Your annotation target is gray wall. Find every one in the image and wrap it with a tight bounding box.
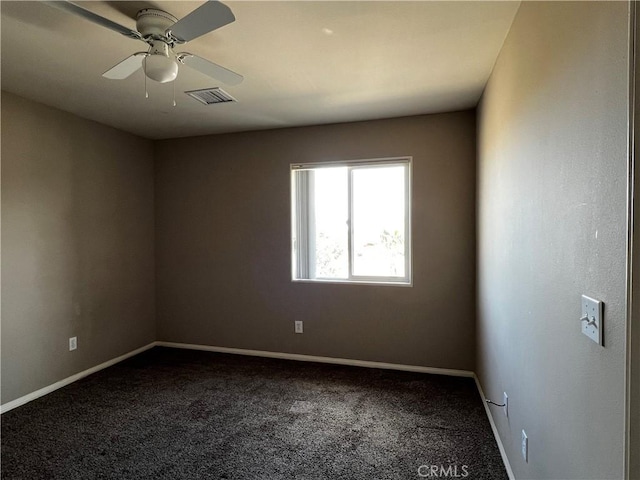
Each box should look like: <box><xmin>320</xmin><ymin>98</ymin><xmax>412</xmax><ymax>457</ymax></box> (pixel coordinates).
<box><xmin>1</xmin><ymin>92</ymin><xmax>156</xmax><ymax>404</ymax></box>
<box><xmin>155</xmin><ymin>112</ymin><xmax>477</xmax><ymax>370</ymax></box>
<box><xmin>477</xmin><ymin>2</ymin><xmax>629</xmax><ymax>479</ymax></box>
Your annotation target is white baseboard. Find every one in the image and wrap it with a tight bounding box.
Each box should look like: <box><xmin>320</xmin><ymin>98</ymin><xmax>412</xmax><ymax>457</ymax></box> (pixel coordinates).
<box><xmin>473</xmin><ymin>374</ymin><xmax>515</xmax><ymax>480</ymax></box>
<box><xmin>0</xmin><ymin>342</ymin><xmax>156</xmax><ymax>414</ymax></box>
<box><xmin>1</xmin><ymin>341</ymin><xmax>473</xmax><ymax>415</ymax></box>
<box><xmin>155</xmin><ymin>341</ymin><xmax>475</xmax><ymax>377</ymax></box>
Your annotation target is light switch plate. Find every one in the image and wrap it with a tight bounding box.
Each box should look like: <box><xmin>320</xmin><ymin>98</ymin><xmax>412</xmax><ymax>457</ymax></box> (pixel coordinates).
<box><xmin>581</xmin><ymin>295</ymin><xmax>603</xmax><ymax>345</ymax></box>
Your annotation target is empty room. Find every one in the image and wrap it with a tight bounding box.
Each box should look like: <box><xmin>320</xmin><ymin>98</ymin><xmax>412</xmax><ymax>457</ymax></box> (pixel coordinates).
<box><xmin>1</xmin><ymin>1</ymin><xmax>639</xmax><ymax>479</ymax></box>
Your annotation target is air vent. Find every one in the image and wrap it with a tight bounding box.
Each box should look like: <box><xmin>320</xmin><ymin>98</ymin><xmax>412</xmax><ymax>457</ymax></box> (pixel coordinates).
<box><xmin>185</xmin><ymin>88</ymin><xmax>236</xmax><ymax>105</ymax></box>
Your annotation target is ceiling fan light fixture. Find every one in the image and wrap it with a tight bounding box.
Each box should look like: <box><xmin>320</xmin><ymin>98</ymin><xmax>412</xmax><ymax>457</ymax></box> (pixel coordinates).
<box><xmin>143</xmin><ymin>41</ymin><xmax>178</xmax><ymax>83</ymax></box>
<box><xmin>144</xmin><ymin>54</ymin><xmax>178</xmax><ymax>83</ymax></box>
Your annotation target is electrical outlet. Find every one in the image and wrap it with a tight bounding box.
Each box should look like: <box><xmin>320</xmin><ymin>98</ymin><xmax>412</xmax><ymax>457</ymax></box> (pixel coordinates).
<box><xmin>69</xmin><ymin>336</ymin><xmax>77</xmax><ymax>351</ymax></box>
<box><xmin>521</xmin><ymin>430</ymin><xmax>528</xmax><ymax>462</ymax></box>
<box><xmin>503</xmin><ymin>392</ymin><xmax>509</xmax><ymax>417</ymax></box>
<box><xmin>294</xmin><ymin>321</ymin><xmax>303</xmax><ymax>334</ymax></box>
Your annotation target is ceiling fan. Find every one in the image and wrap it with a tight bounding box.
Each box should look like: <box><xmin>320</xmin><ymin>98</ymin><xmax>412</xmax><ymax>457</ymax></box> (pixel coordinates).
<box><xmin>45</xmin><ymin>0</ymin><xmax>243</xmax><ymax>86</ymax></box>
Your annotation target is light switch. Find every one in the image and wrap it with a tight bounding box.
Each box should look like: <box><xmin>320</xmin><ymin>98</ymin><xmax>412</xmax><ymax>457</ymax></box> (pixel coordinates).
<box><xmin>581</xmin><ymin>295</ymin><xmax>603</xmax><ymax>345</ymax></box>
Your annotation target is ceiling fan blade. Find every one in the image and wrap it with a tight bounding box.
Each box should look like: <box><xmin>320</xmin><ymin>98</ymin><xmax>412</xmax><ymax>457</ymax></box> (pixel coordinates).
<box><xmin>44</xmin><ymin>1</ymin><xmax>142</xmax><ymax>40</ymax></box>
<box><xmin>103</xmin><ymin>53</ymin><xmax>147</xmax><ymax>80</ymax></box>
<box><xmin>169</xmin><ymin>1</ymin><xmax>235</xmax><ymax>43</ymax></box>
<box><xmin>180</xmin><ymin>54</ymin><xmax>243</xmax><ymax>86</ymax></box>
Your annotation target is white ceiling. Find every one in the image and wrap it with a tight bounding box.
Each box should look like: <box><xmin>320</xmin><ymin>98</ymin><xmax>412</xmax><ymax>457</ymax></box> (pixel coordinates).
<box><xmin>1</xmin><ymin>1</ymin><xmax>520</xmax><ymax>140</ymax></box>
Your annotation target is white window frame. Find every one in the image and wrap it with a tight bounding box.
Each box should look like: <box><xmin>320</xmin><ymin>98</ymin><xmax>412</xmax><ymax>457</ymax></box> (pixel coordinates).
<box><xmin>291</xmin><ymin>157</ymin><xmax>412</xmax><ymax>286</ymax></box>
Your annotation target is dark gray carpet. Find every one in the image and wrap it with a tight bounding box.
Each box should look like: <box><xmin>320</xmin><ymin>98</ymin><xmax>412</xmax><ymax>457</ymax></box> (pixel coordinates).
<box><xmin>1</xmin><ymin>347</ymin><xmax>507</xmax><ymax>479</ymax></box>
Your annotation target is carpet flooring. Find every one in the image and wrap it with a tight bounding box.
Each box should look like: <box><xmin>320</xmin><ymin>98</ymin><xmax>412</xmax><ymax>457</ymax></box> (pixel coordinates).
<box><xmin>1</xmin><ymin>347</ymin><xmax>507</xmax><ymax>479</ymax></box>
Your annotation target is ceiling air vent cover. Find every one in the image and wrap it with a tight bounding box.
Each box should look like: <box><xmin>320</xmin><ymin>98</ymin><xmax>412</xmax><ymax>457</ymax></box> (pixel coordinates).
<box><xmin>185</xmin><ymin>88</ymin><xmax>236</xmax><ymax>105</ymax></box>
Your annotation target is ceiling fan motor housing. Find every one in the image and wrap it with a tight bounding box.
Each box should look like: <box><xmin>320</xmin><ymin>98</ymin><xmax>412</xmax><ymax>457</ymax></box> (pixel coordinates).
<box><xmin>136</xmin><ymin>9</ymin><xmax>178</xmax><ymax>39</ymax></box>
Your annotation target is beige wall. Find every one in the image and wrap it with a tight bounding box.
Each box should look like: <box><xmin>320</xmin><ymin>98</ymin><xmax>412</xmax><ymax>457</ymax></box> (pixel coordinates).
<box><xmin>1</xmin><ymin>92</ymin><xmax>156</xmax><ymax>404</ymax></box>
<box><xmin>155</xmin><ymin>112</ymin><xmax>477</xmax><ymax>369</ymax></box>
<box><xmin>477</xmin><ymin>2</ymin><xmax>629</xmax><ymax>479</ymax></box>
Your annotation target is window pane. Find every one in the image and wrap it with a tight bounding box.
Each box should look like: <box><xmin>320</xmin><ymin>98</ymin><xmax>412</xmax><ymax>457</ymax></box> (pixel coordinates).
<box><xmin>352</xmin><ymin>166</ymin><xmax>405</xmax><ymax>277</ymax></box>
<box><xmin>312</xmin><ymin>167</ymin><xmax>348</xmax><ymax>278</ymax></box>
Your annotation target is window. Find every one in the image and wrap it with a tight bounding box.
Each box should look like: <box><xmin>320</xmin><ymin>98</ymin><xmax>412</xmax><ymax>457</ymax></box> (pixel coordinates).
<box><xmin>291</xmin><ymin>157</ymin><xmax>411</xmax><ymax>285</ymax></box>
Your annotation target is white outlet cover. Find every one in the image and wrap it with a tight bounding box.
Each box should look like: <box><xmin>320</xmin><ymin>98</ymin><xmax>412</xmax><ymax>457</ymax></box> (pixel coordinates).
<box><xmin>581</xmin><ymin>295</ymin><xmax>603</xmax><ymax>345</ymax></box>
<box><xmin>503</xmin><ymin>392</ymin><xmax>508</xmax><ymax>417</ymax></box>
<box><xmin>69</xmin><ymin>336</ymin><xmax>77</xmax><ymax>351</ymax></box>
<box><xmin>521</xmin><ymin>430</ymin><xmax>528</xmax><ymax>462</ymax></box>
<box><xmin>294</xmin><ymin>321</ymin><xmax>303</xmax><ymax>334</ymax></box>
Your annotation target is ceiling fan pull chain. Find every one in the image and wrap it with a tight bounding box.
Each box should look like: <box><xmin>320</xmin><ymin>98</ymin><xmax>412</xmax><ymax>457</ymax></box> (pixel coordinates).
<box><xmin>173</xmin><ymin>80</ymin><xmax>177</xmax><ymax>107</ymax></box>
<box><xmin>144</xmin><ymin>57</ymin><xmax>149</xmax><ymax>99</ymax></box>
